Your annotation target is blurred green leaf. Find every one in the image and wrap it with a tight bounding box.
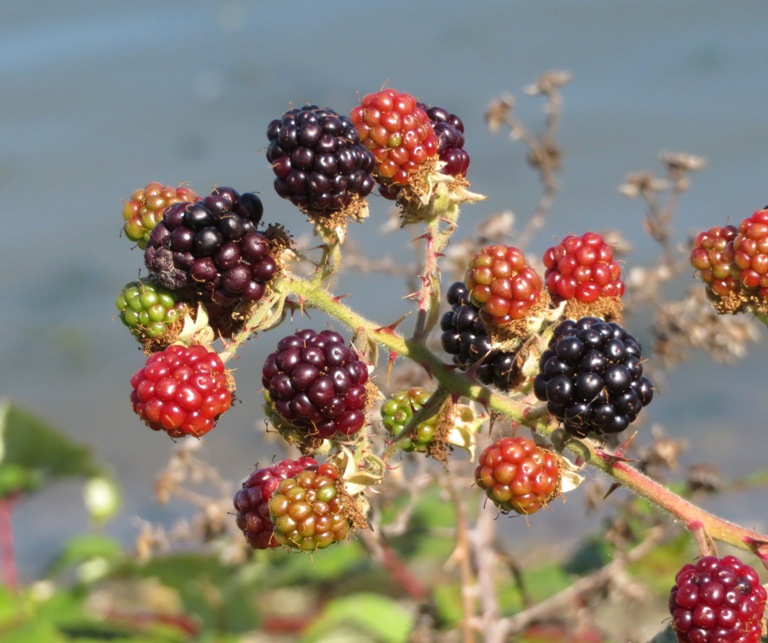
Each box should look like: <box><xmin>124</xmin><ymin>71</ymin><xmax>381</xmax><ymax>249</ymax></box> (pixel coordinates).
<box><xmin>0</xmin><ymin>619</ymin><xmax>68</xmax><ymax>643</ymax></box>
<box><xmin>563</xmin><ymin>536</ymin><xmax>610</xmax><ymax>576</ymax></box>
<box><xmin>300</xmin><ymin>593</ymin><xmax>413</xmax><ymax>643</ymax></box>
<box><xmin>646</xmin><ymin>623</ymin><xmax>679</xmax><ymax>643</ymax></box>
<box><xmin>47</xmin><ymin>534</ymin><xmax>125</xmax><ymax>578</ymax></box>
<box><xmin>0</xmin><ymin>399</ymin><xmax>106</xmax><ymax>497</ymax></box>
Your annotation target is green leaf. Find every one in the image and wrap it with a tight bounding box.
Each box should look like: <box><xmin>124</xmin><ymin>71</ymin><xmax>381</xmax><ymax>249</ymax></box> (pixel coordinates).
<box><xmin>0</xmin><ymin>400</ymin><xmax>105</xmax><ymax>496</ymax></box>
<box><xmin>645</xmin><ymin>623</ymin><xmax>679</xmax><ymax>643</ymax></box>
<box><xmin>47</xmin><ymin>534</ymin><xmax>125</xmax><ymax>578</ymax></box>
<box><xmin>300</xmin><ymin>593</ymin><xmax>413</xmax><ymax>643</ymax></box>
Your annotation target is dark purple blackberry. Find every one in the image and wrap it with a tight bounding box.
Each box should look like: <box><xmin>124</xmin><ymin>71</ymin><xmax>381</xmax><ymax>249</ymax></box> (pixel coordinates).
<box><xmin>266</xmin><ymin>105</ymin><xmax>376</xmax><ymax>216</ymax></box>
<box><xmin>261</xmin><ymin>329</ymin><xmax>370</xmax><ymax>439</ymax></box>
<box><xmin>144</xmin><ymin>187</ymin><xmax>276</xmax><ymax>306</ymax></box>
<box><xmin>440</xmin><ymin>282</ymin><xmax>519</xmax><ymax>390</ymax></box>
<box><xmin>418</xmin><ymin>102</ymin><xmax>470</xmax><ymax>178</ymax></box>
<box><xmin>533</xmin><ymin>317</ymin><xmax>654</xmax><ymax>438</ymax></box>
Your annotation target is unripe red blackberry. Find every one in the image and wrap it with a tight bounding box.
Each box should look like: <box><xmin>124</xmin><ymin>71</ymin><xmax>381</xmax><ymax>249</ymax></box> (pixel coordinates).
<box><xmin>144</xmin><ymin>187</ymin><xmax>277</xmax><ymax>306</ymax></box>
<box><xmin>130</xmin><ymin>344</ymin><xmax>233</xmax><ymax>438</ymax></box>
<box><xmin>465</xmin><ymin>244</ymin><xmax>544</xmax><ymax>326</ymax></box>
<box><xmin>732</xmin><ymin>208</ymin><xmax>768</xmax><ymax>303</ymax></box>
<box><xmin>440</xmin><ymin>282</ymin><xmax>521</xmax><ymax>390</ymax></box>
<box><xmin>669</xmin><ymin>554</ymin><xmax>767</xmax><ymax>642</ymax></box>
<box><xmin>266</xmin><ymin>105</ymin><xmax>375</xmax><ymax>217</ymax></box>
<box><xmin>234</xmin><ymin>457</ymin><xmax>317</xmax><ymax>550</ymax></box>
<box><xmin>116</xmin><ymin>278</ymin><xmax>187</xmax><ymax>342</ymax></box>
<box><xmin>690</xmin><ymin>224</ymin><xmax>740</xmax><ymax>309</ymax></box>
<box><xmin>475</xmin><ymin>436</ymin><xmax>561</xmax><ymax>515</ymax></box>
<box><xmin>122</xmin><ymin>182</ymin><xmax>199</xmax><ymax>249</ymax></box>
<box><xmin>350</xmin><ymin>89</ymin><xmax>439</xmax><ymax>191</ymax></box>
<box><xmin>268</xmin><ymin>462</ymin><xmax>352</xmax><ymax>551</ymax></box>
<box><xmin>543</xmin><ymin>232</ymin><xmax>624</xmax><ymax>305</ymax></box>
<box><xmin>533</xmin><ymin>317</ymin><xmax>654</xmax><ymax>438</ymax></box>
<box><xmin>262</xmin><ymin>329</ymin><xmax>370</xmax><ymax>440</ymax></box>
<box><xmin>418</xmin><ymin>102</ymin><xmax>470</xmax><ymax>178</ymax></box>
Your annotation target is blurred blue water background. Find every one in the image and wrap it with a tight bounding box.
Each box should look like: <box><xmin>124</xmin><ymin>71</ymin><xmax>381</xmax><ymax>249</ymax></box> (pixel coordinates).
<box><xmin>2</xmin><ymin>0</ymin><xmax>768</xmax><ymax>581</ymax></box>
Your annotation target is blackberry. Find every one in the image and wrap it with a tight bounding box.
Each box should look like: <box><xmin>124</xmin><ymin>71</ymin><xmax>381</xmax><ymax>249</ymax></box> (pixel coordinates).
<box><xmin>122</xmin><ymin>181</ymin><xmax>199</xmax><ymax>250</ymax></box>
<box><xmin>144</xmin><ymin>187</ymin><xmax>277</xmax><ymax>306</ymax></box>
<box><xmin>533</xmin><ymin>317</ymin><xmax>654</xmax><ymax>438</ymax></box>
<box><xmin>439</xmin><ymin>282</ymin><xmax>520</xmax><ymax>390</ymax></box>
<box><xmin>475</xmin><ymin>436</ymin><xmax>561</xmax><ymax>515</ymax></box>
<box><xmin>418</xmin><ymin>102</ymin><xmax>470</xmax><ymax>178</ymax></box>
<box><xmin>380</xmin><ymin>386</ymin><xmax>438</xmax><ymax>452</ymax></box>
<box><xmin>465</xmin><ymin>244</ymin><xmax>544</xmax><ymax>326</ymax></box>
<box><xmin>669</xmin><ymin>554</ymin><xmax>767</xmax><ymax>642</ymax></box>
<box><xmin>266</xmin><ymin>105</ymin><xmax>375</xmax><ymax>217</ymax></box>
<box><xmin>268</xmin><ymin>462</ymin><xmax>352</xmax><ymax>551</ymax></box>
<box><xmin>234</xmin><ymin>456</ymin><xmax>317</xmax><ymax>550</ymax></box>
<box><xmin>350</xmin><ymin>88</ymin><xmax>439</xmax><ymax>190</ymax></box>
<box><xmin>116</xmin><ymin>278</ymin><xmax>187</xmax><ymax>342</ymax></box>
<box><xmin>262</xmin><ymin>329</ymin><xmax>370</xmax><ymax>440</ymax></box>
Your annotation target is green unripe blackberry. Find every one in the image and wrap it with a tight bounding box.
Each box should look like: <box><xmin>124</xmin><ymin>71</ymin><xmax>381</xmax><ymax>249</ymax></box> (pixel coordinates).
<box><xmin>381</xmin><ymin>387</ymin><xmax>437</xmax><ymax>452</ymax></box>
<box><xmin>116</xmin><ymin>279</ymin><xmax>187</xmax><ymax>341</ymax></box>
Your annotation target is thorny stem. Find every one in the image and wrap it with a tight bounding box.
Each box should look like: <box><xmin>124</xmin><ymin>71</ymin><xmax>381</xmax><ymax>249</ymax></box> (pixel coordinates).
<box><xmin>285</xmin><ymin>272</ymin><xmax>768</xmax><ymax>565</ymax></box>
<box><xmin>0</xmin><ymin>495</ymin><xmax>17</xmax><ymax>591</ymax></box>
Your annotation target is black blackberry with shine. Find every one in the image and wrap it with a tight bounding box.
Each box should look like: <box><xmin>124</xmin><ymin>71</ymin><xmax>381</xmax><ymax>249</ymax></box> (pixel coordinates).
<box><xmin>266</xmin><ymin>105</ymin><xmax>376</xmax><ymax>216</ymax></box>
<box><xmin>418</xmin><ymin>102</ymin><xmax>470</xmax><ymax>178</ymax></box>
<box><xmin>440</xmin><ymin>282</ymin><xmax>519</xmax><ymax>390</ymax></box>
<box><xmin>144</xmin><ymin>187</ymin><xmax>276</xmax><ymax>306</ymax></box>
<box><xmin>533</xmin><ymin>317</ymin><xmax>654</xmax><ymax>438</ymax></box>
<box><xmin>262</xmin><ymin>329</ymin><xmax>370</xmax><ymax>439</ymax></box>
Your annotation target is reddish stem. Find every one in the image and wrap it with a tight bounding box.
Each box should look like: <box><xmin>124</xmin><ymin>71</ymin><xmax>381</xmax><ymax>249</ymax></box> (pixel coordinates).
<box><xmin>0</xmin><ymin>495</ymin><xmax>17</xmax><ymax>591</ymax></box>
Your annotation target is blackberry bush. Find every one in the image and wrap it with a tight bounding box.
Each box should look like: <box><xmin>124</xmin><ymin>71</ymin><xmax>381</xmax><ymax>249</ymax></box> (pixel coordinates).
<box><xmin>110</xmin><ymin>83</ymin><xmax>768</xmax><ymax>643</ymax></box>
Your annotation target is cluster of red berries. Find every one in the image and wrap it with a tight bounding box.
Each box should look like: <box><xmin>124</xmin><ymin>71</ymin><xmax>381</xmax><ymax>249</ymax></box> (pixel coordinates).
<box><xmin>543</xmin><ymin>231</ymin><xmax>624</xmax><ymax>304</ymax></box>
<box><xmin>129</xmin><ymin>344</ymin><xmax>232</xmax><ymax>439</ymax></box>
<box><xmin>475</xmin><ymin>436</ymin><xmax>561</xmax><ymax>515</ymax></box>
<box><xmin>668</xmin><ymin>555</ymin><xmax>767</xmax><ymax>642</ymax></box>
<box><xmin>465</xmin><ymin>244</ymin><xmax>544</xmax><ymax>326</ymax></box>
<box><xmin>350</xmin><ymin>88</ymin><xmax>440</xmax><ymax>193</ymax></box>
<box><xmin>691</xmin><ymin>207</ymin><xmax>768</xmax><ymax>313</ymax></box>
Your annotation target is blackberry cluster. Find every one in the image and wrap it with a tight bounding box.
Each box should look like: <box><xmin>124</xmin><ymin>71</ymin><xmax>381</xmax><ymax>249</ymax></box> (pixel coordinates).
<box><xmin>418</xmin><ymin>102</ymin><xmax>470</xmax><ymax>178</ymax></box>
<box><xmin>533</xmin><ymin>317</ymin><xmax>654</xmax><ymax>438</ymax></box>
<box><xmin>440</xmin><ymin>282</ymin><xmax>519</xmax><ymax>390</ymax></box>
<box><xmin>266</xmin><ymin>105</ymin><xmax>375</xmax><ymax>217</ymax></box>
<box><xmin>144</xmin><ymin>187</ymin><xmax>276</xmax><ymax>306</ymax></box>
<box><xmin>262</xmin><ymin>329</ymin><xmax>370</xmax><ymax>439</ymax></box>
<box><xmin>669</xmin><ymin>555</ymin><xmax>767</xmax><ymax>642</ymax></box>
<box><xmin>234</xmin><ymin>456</ymin><xmax>317</xmax><ymax>550</ymax></box>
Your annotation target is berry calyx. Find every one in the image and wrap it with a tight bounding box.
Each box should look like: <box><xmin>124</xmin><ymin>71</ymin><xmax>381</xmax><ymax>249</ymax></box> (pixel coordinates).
<box><xmin>144</xmin><ymin>187</ymin><xmax>278</xmax><ymax>306</ymax></box>
<box><xmin>440</xmin><ymin>282</ymin><xmax>522</xmax><ymax>390</ymax></box>
<box><xmin>350</xmin><ymin>89</ymin><xmax>439</xmax><ymax>192</ymax></box>
<box><xmin>268</xmin><ymin>463</ymin><xmax>352</xmax><ymax>551</ymax></box>
<box><xmin>543</xmin><ymin>232</ymin><xmax>624</xmax><ymax>320</ymax></box>
<box><xmin>475</xmin><ymin>436</ymin><xmax>561</xmax><ymax>515</ymax></box>
<box><xmin>261</xmin><ymin>329</ymin><xmax>371</xmax><ymax>441</ymax></box>
<box><xmin>669</xmin><ymin>554</ymin><xmax>767</xmax><ymax>643</ymax></box>
<box><xmin>234</xmin><ymin>457</ymin><xmax>318</xmax><ymax>549</ymax></box>
<box><xmin>690</xmin><ymin>224</ymin><xmax>740</xmax><ymax>313</ymax></box>
<box><xmin>122</xmin><ymin>182</ymin><xmax>199</xmax><ymax>249</ymax></box>
<box><xmin>464</xmin><ymin>244</ymin><xmax>544</xmax><ymax>327</ymax></box>
<box><xmin>533</xmin><ymin>317</ymin><xmax>654</xmax><ymax>438</ymax></box>
<box><xmin>418</xmin><ymin>102</ymin><xmax>470</xmax><ymax>178</ymax></box>
<box><xmin>130</xmin><ymin>344</ymin><xmax>233</xmax><ymax>439</ymax></box>
<box><xmin>116</xmin><ymin>278</ymin><xmax>188</xmax><ymax>345</ymax></box>
<box><xmin>266</xmin><ymin>105</ymin><xmax>375</xmax><ymax>219</ymax></box>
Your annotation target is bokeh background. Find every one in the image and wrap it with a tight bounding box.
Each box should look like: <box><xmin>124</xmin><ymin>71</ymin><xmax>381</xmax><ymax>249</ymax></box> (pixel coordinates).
<box><xmin>3</xmin><ymin>0</ymin><xmax>768</xmax><ymax>583</ymax></box>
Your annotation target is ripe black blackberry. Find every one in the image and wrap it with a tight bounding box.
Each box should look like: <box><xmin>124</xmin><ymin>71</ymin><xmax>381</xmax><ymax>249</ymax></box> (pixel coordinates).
<box><xmin>533</xmin><ymin>317</ymin><xmax>654</xmax><ymax>438</ymax></box>
<box><xmin>266</xmin><ymin>105</ymin><xmax>376</xmax><ymax>217</ymax></box>
<box><xmin>418</xmin><ymin>102</ymin><xmax>470</xmax><ymax>178</ymax></box>
<box><xmin>262</xmin><ymin>329</ymin><xmax>370</xmax><ymax>439</ymax></box>
<box><xmin>144</xmin><ymin>187</ymin><xmax>277</xmax><ymax>306</ymax></box>
<box><xmin>440</xmin><ymin>282</ymin><xmax>519</xmax><ymax>390</ymax></box>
